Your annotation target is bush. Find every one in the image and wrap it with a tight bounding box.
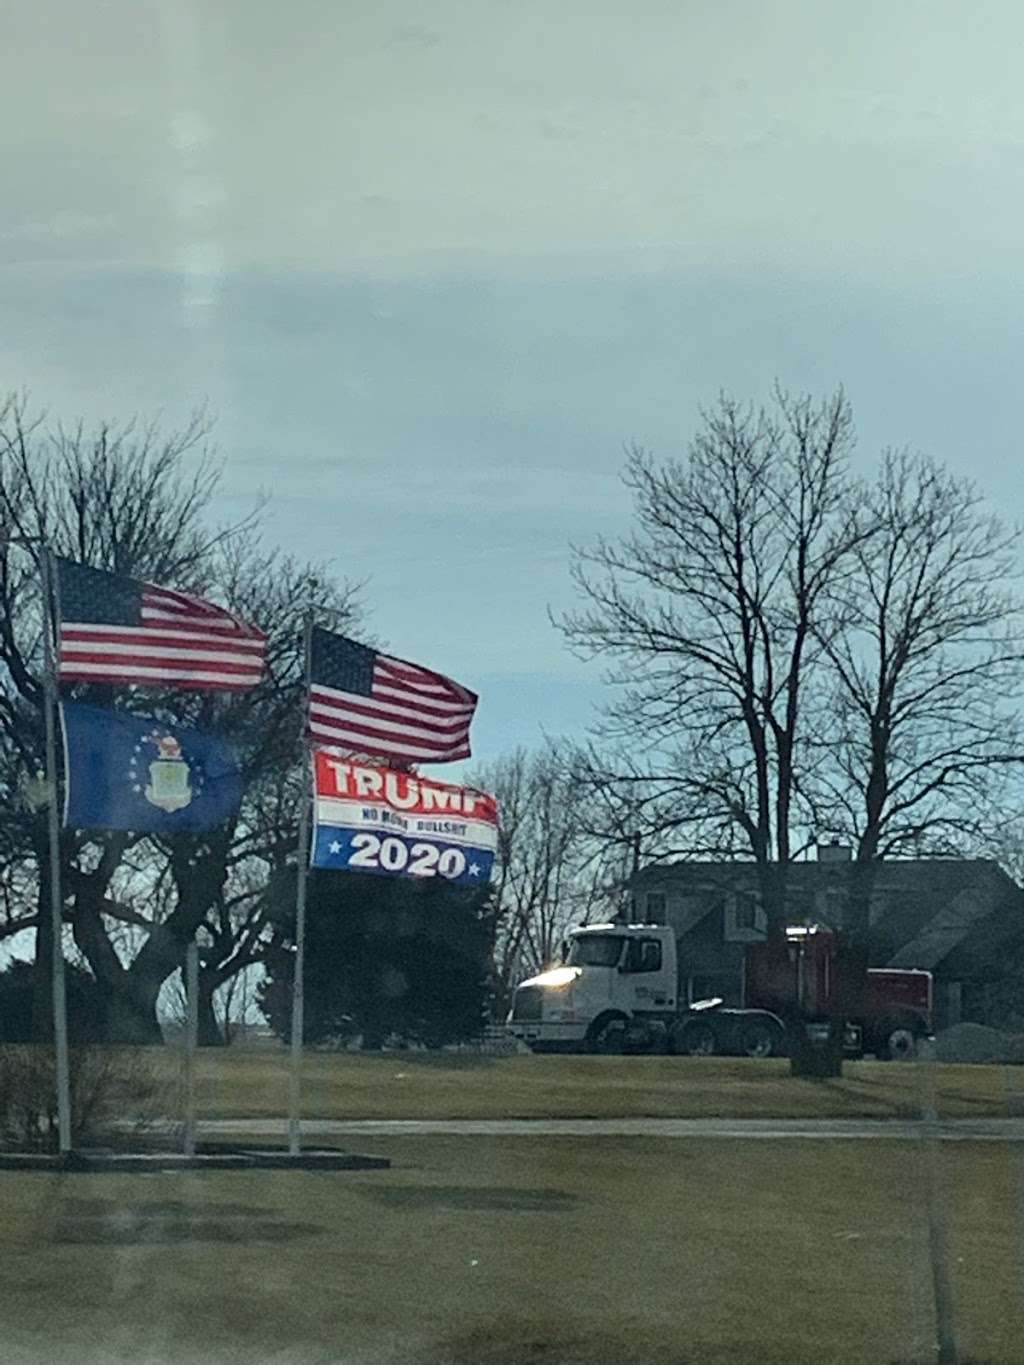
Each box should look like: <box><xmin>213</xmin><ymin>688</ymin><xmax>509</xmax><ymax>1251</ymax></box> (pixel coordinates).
<box><xmin>0</xmin><ymin>1045</ymin><xmax>168</xmax><ymax>1152</ymax></box>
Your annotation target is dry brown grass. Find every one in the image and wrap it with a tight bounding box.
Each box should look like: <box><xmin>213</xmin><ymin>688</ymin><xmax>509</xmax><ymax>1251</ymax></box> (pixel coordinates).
<box><xmin>177</xmin><ymin>1047</ymin><xmax>1024</xmax><ymax>1122</ymax></box>
<box><xmin>0</xmin><ymin>1135</ymin><xmax>1021</xmax><ymax>1363</ymax></box>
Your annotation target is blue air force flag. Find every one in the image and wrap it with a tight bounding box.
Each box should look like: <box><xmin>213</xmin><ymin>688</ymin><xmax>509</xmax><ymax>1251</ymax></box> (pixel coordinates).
<box><xmin>60</xmin><ymin>701</ymin><xmax>243</xmax><ymax>833</ymax></box>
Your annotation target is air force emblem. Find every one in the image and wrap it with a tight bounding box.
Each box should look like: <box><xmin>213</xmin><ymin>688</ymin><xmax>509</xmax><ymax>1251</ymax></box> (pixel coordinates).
<box><xmin>62</xmin><ymin>702</ymin><xmax>241</xmax><ymax>834</ymax></box>
<box><xmin>142</xmin><ymin>733</ymin><xmax>193</xmax><ymax>812</ymax></box>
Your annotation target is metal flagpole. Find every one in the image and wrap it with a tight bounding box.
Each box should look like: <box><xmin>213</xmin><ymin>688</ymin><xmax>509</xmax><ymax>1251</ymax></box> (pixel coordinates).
<box><xmin>288</xmin><ymin>611</ymin><xmax>314</xmax><ymax>1157</ymax></box>
<box><xmin>183</xmin><ymin>941</ymin><xmax>199</xmax><ymax>1158</ymax></box>
<box><xmin>40</xmin><ymin>546</ymin><xmax>72</xmax><ymax>1155</ymax></box>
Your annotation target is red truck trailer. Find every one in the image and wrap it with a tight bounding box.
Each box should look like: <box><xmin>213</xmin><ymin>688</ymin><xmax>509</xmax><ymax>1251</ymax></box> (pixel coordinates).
<box><xmin>744</xmin><ymin>926</ymin><xmax>933</xmax><ymax>1059</ymax></box>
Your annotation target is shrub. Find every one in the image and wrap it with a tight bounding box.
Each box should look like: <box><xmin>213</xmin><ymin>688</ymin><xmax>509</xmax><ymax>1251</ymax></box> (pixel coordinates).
<box><xmin>0</xmin><ymin>1045</ymin><xmax>168</xmax><ymax>1152</ymax></box>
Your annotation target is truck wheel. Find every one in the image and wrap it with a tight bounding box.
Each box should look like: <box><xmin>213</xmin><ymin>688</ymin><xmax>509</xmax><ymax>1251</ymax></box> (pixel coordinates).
<box><xmin>740</xmin><ymin>1019</ymin><xmax>779</xmax><ymax>1059</ymax></box>
<box><xmin>878</xmin><ymin>1024</ymin><xmax>918</xmax><ymax>1061</ymax></box>
<box><xmin>586</xmin><ymin>1014</ymin><xmax>628</xmax><ymax>1055</ymax></box>
<box><xmin>675</xmin><ymin>1021</ymin><xmax>717</xmax><ymax>1057</ymax></box>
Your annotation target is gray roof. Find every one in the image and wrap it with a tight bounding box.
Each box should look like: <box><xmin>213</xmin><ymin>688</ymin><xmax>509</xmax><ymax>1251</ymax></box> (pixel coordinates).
<box><xmin>633</xmin><ymin>858</ymin><xmax>1024</xmax><ymax>973</ymax></box>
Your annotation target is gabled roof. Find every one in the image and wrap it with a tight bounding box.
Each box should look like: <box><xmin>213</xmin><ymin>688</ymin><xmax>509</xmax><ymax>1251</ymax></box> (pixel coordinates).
<box><xmin>633</xmin><ymin>858</ymin><xmax>1024</xmax><ymax>972</ymax></box>
<box><xmin>887</xmin><ymin>888</ymin><xmax>1000</xmax><ymax>969</ymax></box>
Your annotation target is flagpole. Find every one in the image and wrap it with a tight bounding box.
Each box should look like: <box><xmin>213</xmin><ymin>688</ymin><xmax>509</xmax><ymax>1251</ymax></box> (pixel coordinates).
<box><xmin>183</xmin><ymin>940</ymin><xmax>199</xmax><ymax>1158</ymax></box>
<box><xmin>41</xmin><ymin>546</ymin><xmax>72</xmax><ymax>1155</ymax></box>
<box><xmin>288</xmin><ymin>610</ymin><xmax>314</xmax><ymax>1157</ymax></box>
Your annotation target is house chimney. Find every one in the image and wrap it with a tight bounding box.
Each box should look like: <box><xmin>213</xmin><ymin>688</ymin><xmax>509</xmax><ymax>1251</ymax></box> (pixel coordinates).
<box><xmin>817</xmin><ymin>840</ymin><xmax>852</xmax><ymax>863</ymax></box>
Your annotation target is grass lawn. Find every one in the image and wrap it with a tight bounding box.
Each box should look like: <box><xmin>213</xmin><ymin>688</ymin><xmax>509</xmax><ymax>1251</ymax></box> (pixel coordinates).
<box><xmin>176</xmin><ymin>1048</ymin><xmax>1024</xmax><ymax>1123</ymax></box>
<box><xmin>1</xmin><ymin>1136</ymin><xmax>1022</xmax><ymax>1364</ymax></box>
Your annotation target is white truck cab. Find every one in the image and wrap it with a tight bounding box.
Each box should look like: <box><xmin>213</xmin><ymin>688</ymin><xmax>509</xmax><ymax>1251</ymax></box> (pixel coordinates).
<box><xmin>507</xmin><ymin>923</ymin><xmax>680</xmax><ymax>1053</ymax></box>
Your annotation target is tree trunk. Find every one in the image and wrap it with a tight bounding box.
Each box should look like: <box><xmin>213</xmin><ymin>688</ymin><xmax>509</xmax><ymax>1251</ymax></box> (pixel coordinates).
<box><xmin>837</xmin><ymin>854</ymin><xmax>875</xmax><ymax>1056</ymax></box>
<box><xmin>196</xmin><ymin>972</ymin><xmax>225</xmax><ymax>1047</ymax></box>
<box><xmin>794</xmin><ymin>1024</ymin><xmax>843</xmax><ymax>1079</ymax></box>
<box><xmin>752</xmin><ymin>862</ymin><xmax>834</xmax><ymax>1078</ymax></box>
<box><xmin>101</xmin><ymin>982</ymin><xmax>165</xmax><ymax>1045</ymax></box>
<box><xmin>758</xmin><ymin>860</ymin><xmax>845</xmax><ymax>1079</ymax></box>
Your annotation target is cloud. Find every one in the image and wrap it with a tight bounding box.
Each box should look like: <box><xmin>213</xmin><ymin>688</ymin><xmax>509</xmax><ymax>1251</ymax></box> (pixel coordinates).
<box><xmin>6</xmin><ymin>1</ymin><xmax>1022</xmax><ymax>287</ymax></box>
<box><xmin>386</xmin><ymin>25</ymin><xmax>442</xmax><ymax>50</ymax></box>
<box><xmin>1</xmin><ymin>210</ymin><xmax>119</xmax><ymax>244</ymax></box>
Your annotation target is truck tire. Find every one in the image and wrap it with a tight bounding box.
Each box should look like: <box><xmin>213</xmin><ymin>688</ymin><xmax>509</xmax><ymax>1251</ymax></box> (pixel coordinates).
<box><xmin>673</xmin><ymin>1020</ymin><xmax>717</xmax><ymax>1057</ymax></box>
<box><xmin>877</xmin><ymin>1022</ymin><xmax>918</xmax><ymax>1061</ymax></box>
<box><xmin>740</xmin><ymin>1018</ymin><xmax>780</xmax><ymax>1059</ymax></box>
<box><xmin>586</xmin><ymin>1013</ymin><xmax>628</xmax><ymax>1055</ymax></box>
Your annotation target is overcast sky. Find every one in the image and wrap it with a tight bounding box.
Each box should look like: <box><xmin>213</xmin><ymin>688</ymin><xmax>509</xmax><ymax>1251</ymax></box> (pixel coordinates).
<box><xmin>4</xmin><ymin>1</ymin><xmax>1023</xmax><ymax>769</ymax></box>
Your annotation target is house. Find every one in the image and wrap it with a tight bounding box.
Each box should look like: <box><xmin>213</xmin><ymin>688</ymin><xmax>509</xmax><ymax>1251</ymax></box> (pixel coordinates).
<box><xmin>629</xmin><ymin>851</ymin><xmax>1024</xmax><ymax>1030</ymax></box>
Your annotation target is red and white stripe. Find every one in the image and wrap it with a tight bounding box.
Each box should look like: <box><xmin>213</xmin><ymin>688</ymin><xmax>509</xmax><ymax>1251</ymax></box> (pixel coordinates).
<box><xmin>309</xmin><ymin>654</ymin><xmax>477</xmax><ymax>762</ymax></box>
<box><xmin>58</xmin><ymin>583</ymin><xmax>267</xmax><ymax>691</ymax></box>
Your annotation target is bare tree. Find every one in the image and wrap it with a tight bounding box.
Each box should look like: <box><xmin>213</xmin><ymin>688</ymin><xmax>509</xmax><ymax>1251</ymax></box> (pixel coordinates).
<box><xmin>812</xmin><ymin>451</ymin><xmax>1024</xmax><ymax>993</ymax></box>
<box><xmin>215</xmin><ymin>961</ymin><xmax>259</xmax><ymax>1046</ymax></box>
<box><xmin>0</xmin><ymin>393</ymin><xmax>363</xmax><ymax>1042</ymax></box>
<box><xmin>559</xmin><ymin>387</ymin><xmax>860</xmax><ymax>946</ymax></box>
<box><xmin>467</xmin><ymin>745</ymin><xmax>623</xmax><ymax>1014</ymax></box>
<box><xmin>560</xmin><ymin>388</ymin><xmax>1024</xmax><ymax>1072</ymax></box>
<box><xmin>165</xmin><ymin>938</ymin><xmax>262</xmax><ymax>1046</ymax></box>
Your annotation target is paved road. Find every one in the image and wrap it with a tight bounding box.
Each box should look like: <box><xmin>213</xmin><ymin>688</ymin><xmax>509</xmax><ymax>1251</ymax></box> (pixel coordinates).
<box><xmin>198</xmin><ymin>1117</ymin><xmax>1024</xmax><ymax>1142</ymax></box>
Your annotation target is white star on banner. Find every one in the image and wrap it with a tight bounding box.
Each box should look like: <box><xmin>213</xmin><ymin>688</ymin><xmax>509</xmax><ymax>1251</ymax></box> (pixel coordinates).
<box><xmin>469</xmin><ymin>863</ymin><xmax>481</xmax><ymax>876</ymax></box>
<box><xmin>329</xmin><ymin>840</ymin><xmax>342</xmax><ymax>854</ymax></box>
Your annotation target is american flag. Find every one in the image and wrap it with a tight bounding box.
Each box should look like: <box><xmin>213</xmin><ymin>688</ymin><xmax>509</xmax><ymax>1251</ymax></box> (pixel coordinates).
<box><xmin>55</xmin><ymin>558</ymin><xmax>267</xmax><ymax>691</ymax></box>
<box><xmin>308</xmin><ymin>627</ymin><xmax>477</xmax><ymax>764</ymax></box>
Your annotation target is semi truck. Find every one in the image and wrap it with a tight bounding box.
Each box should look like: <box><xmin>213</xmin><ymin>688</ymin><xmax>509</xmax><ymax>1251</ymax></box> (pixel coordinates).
<box><xmin>506</xmin><ymin>921</ymin><xmax>933</xmax><ymax>1060</ymax></box>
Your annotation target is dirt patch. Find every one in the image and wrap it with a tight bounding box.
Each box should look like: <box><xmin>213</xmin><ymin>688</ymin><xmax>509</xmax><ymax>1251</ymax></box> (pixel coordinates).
<box><xmin>365</xmin><ymin>1185</ymin><xmax>579</xmax><ymax>1213</ymax></box>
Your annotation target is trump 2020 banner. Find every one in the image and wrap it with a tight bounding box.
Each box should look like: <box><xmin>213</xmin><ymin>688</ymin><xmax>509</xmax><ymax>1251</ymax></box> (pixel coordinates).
<box><xmin>311</xmin><ymin>750</ymin><xmax>498</xmax><ymax>886</ymax></box>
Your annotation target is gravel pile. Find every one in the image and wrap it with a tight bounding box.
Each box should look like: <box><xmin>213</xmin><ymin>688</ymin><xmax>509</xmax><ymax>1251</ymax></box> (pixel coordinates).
<box><xmin>932</xmin><ymin>1022</ymin><xmax>1024</xmax><ymax>1064</ymax></box>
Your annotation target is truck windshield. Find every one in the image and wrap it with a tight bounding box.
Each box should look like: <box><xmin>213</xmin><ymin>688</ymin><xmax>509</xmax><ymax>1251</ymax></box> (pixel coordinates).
<box><xmin>567</xmin><ymin>935</ymin><xmax>624</xmax><ymax>968</ymax></box>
